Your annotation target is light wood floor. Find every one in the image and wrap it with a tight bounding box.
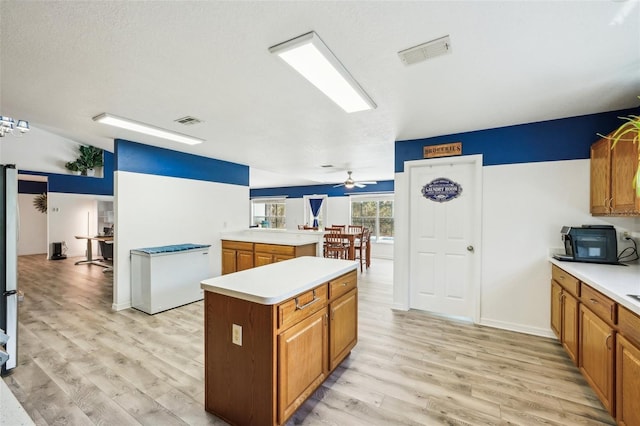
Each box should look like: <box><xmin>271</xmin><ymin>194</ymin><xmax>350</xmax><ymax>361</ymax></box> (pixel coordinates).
<box><xmin>3</xmin><ymin>255</ymin><xmax>614</xmax><ymax>425</ymax></box>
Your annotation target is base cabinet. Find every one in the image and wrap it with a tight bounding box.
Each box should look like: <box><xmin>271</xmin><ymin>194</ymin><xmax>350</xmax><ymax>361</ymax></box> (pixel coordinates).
<box><xmin>222</xmin><ymin>240</ymin><xmax>316</xmax><ymax>274</ymax></box>
<box><xmin>579</xmin><ymin>304</ymin><xmax>615</xmax><ymax>415</ymax></box>
<box><xmin>204</xmin><ymin>269</ymin><xmax>357</xmax><ymax>426</ymax></box>
<box><xmin>221</xmin><ymin>241</ymin><xmax>255</xmax><ymax>275</ymax></box>
<box><xmin>550</xmin><ymin>266</ymin><xmax>579</xmax><ymax>365</ymax></box>
<box><xmin>616</xmin><ymin>334</ymin><xmax>640</xmax><ymax>426</ymax></box>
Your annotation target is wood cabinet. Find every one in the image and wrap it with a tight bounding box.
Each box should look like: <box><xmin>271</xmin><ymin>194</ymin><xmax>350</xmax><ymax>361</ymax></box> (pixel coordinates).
<box><xmin>590</xmin><ymin>131</ymin><xmax>640</xmax><ymax>216</ymax></box>
<box><xmin>222</xmin><ymin>240</ymin><xmax>316</xmax><ymax>273</ymax></box>
<box><xmin>221</xmin><ymin>240</ymin><xmax>254</xmax><ymax>274</ymax></box>
<box><xmin>204</xmin><ymin>268</ymin><xmax>357</xmax><ymax>425</ymax></box>
<box><xmin>617</xmin><ymin>306</ymin><xmax>640</xmax><ymax>426</ymax></box>
<box><xmin>550</xmin><ymin>265</ymin><xmax>580</xmax><ymax>364</ymax></box>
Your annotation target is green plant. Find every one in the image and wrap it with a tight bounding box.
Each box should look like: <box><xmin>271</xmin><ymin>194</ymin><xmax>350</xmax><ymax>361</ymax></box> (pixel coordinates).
<box><xmin>65</xmin><ymin>160</ymin><xmax>82</xmax><ymax>172</ymax></box>
<box><xmin>78</xmin><ymin>145</ymin><xmax>104</xmax><ymax>171</ymax></box>
<box><xmin>599</xmin><ymin>103</ymin><xmax>640</xmax><ymax>196</ymax></box>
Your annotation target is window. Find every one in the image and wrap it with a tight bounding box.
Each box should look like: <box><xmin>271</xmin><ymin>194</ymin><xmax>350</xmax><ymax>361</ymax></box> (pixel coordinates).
<box><xmin>351</xmin><ymin>196</ymin><xmax>394</xmax><ymax>242</ymax></box>
<box><xmin>303</xmin><ymin>195</ymin><xmax>327</xmax><ymax>229</ymax></box>
<box><xmin>251</xmin><ymin>198</ymin><xmax>286</xmax><ymax>229</ymax></box>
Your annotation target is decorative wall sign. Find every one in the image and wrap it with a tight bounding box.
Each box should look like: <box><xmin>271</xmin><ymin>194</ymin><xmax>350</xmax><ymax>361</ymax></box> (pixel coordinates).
<box><xmin>421</xmin><ymin>178</ymin><xmax>462</xmax><ymax>202</ymax></box>
<box><xmin>423</xmin><ymin>142</ymin><xmax>462</xmax><ymax>159</ymax></box>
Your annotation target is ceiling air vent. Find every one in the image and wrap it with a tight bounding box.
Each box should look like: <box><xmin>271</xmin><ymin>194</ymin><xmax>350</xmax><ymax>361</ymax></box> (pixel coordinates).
<box><xmin>174</xmin><ymin>116</ymin><xmax>202</xmax><ymax>125</ymax></box>
<box><xmin>398</xmin><ymin>35</ymin><xmax>451</xmax><ymax>66</ymax></box>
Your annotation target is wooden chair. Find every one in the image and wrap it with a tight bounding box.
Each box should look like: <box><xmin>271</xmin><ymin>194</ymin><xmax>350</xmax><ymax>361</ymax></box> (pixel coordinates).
<box><xmin>348</xmin><ymin>225</ymin><xmax>364</xmax><ymax>233</ymax></box>
<box><xmin>354</xmin><ymin>227</ymin><xmax>370</xmax><ymax>272</ymax></box>
<box><xmin>324</xmin><ymin>233</ymin><xmax>349</xmax><ymax>259</ymax></box>
<box><xmin>324</xmin><ymin>226</ymin><xmax>342</xmax><ymax>233</ymax></box>
<box><xmin>331</xmin><ymin>224</ymin><xmax>346</xmax><ymax>231</ymax></box>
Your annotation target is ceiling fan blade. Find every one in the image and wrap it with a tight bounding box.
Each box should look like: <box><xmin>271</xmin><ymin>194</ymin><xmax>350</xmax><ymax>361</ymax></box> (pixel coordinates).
<box><xmin>357</xmin><ymin>181</ymin><xmax>377</xmax><ymax>185</ymax></box>
<box><xmin>354</xmin><ymin>183</ymin><xmax>366</xmax><ymax>188</ymax></box>
<box><xmin>333</xmin><ymin>183</ymin><xmax>345</xmax><ymax>188</ymax></box>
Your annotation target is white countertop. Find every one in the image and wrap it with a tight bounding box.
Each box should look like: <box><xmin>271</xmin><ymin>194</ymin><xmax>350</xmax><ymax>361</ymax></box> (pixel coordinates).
<box><xmin>221</xmin><ymin>230</ymin><xmax>321</xmax><ymax>247</ymax></box>
<box><xmin>549</xmin><ymin>258</ymin><xmax>640</xmax><ymax>316</ymax></box>
<box><xmin>201</xmin><ymin>256</ymin><xmax>358</xmax><ymax>304</ymax></box>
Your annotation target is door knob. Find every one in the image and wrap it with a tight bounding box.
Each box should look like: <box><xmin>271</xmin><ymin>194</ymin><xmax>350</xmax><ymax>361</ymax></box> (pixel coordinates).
<box><xmin>467</xmin><ymin>245</ymin><xmax>474</xmax><ymax>252</ymax></box>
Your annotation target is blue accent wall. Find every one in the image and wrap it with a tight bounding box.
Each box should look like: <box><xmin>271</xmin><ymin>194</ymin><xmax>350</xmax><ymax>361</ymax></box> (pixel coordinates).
<box><xmin>395</xmin><ymin>107</ymin><xmax>639</xmax><ymax>172</ymax></box>
<box><xmin>115</xmin><ymin>139</ymin><xmax>249</xmax><ymax>186</ymax></box>
<box><xmin>250</xmin><ymin>180</ymin><xmax>394</xmax><ymax>199</ymax></box>
<box><xmin>18</xmin><ymin>180</ymin><xmax>47</xmax><ymax>194</ymax></box>
<box><xmin>19</xmin><ymin>150</ymin><xmax>114</xmax><ymax>195</ymax></box>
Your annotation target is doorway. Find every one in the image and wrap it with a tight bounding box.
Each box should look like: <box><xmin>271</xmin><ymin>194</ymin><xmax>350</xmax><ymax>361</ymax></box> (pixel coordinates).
<box><xmin>407</xmin><ymin>155</ymin><xmax>482</xmax><ymax>322</ymax></box>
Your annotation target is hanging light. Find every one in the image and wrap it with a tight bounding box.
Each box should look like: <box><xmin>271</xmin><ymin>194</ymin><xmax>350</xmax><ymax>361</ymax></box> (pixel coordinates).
<box><xmin>0</xmin><ymin>116</ymin><xmax>30</xmax><ymax>137</ymax></box>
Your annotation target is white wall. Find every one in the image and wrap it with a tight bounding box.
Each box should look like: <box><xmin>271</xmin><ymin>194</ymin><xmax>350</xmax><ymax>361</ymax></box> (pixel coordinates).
<box><xmin>18</xmin><ymin>193</ymin><xmax>47</xmax><ymax>255</ymax></box>
<box><xmin>47</xmin><ymin>193</ymin><xmax>102</xmax><ymax>258</ymax></box>
<box><xmin>285</xmin><ymin>198</ymin><xmax>305</xmax><ymax>230</ymax></box>
<box><xmin>395</xmin><ymin>159</ymin><xmax>640</xmax><ymax>337</ymax></box>
<box><xmin>0</xmin><ymin>125</ymin><xmax>86</xmax><ymax>174</ymax></box>
<box><xmin>114</xmin><ymin>171</ymin><xmax>249</xmax><ymax>310</ymax></box>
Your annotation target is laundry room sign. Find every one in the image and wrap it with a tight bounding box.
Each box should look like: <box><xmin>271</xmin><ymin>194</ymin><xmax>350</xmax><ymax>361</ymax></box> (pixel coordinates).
<box><xmin>421</xmin><ymin>178</ymin><xmax>463</xmax><ymax>202</ymax></box>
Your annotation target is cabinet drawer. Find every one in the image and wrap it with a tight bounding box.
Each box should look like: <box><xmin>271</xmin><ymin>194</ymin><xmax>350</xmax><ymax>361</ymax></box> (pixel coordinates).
<box><xmin>552</xmin><ymin>265</ymin><xmax>580</xmax><ymax>297</ymax></box>
<box><xmin>619</xmin><ymin>306</ymin><xmax>640</xmax><ymax>346</ymax></box>
<box><xmin>329</xmin><ymin>270</ymin><xmax>357</xmax><ymax>300</ymax></box>
<box><xmin>278</xmin><ymin>284</ymin><xmax>328</xmax><ymax>331</ymax></box>
<box><xmin>221</xmin><ymin>240</ymin><xmax>254</xmax><ymax>251</ymax></box>
<box><xmin>581</xmin><ymin>284</ymin><xmax>617</xmax><ymax>325</ymax></box>
<box><xmin>254</xmin><ymin>243</ymin><xmax>295</xmax><ymax>256</ymax></box>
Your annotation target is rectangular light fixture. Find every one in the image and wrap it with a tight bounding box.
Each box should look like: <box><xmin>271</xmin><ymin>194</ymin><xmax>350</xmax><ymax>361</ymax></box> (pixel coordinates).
<box><xmin>92</xmin><ymin>113</ymin><xmax>204</xmax><ymax>145</ymax></box>
<box><xmin>269</xmin><ymin>31</ymin><xmax>376</xmax><ymax>113</ymax></box>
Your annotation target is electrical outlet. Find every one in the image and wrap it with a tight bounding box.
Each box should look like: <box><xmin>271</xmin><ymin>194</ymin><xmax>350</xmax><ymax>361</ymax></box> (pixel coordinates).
<box><xmin>232</xmin><ymin>324</ymin><xmax>242</xmax><ymax>346</ymax></box>
<box><xmin>622</xmin><ymin>231</ymin><xmax>631</xmax><ymax>240</ymax></box>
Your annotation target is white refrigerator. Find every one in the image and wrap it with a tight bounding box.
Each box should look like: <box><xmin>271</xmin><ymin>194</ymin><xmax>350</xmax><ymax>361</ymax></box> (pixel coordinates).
<box><xmin>0</xmin><ymin>164</ymin><xmax>18</xmax><ymax>375</ymax></box>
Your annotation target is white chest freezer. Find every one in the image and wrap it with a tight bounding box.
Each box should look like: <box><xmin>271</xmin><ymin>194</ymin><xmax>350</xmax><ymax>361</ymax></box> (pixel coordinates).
<box><xmin>131</xmin><ymin>243</ymin><xmax>211</xmax><ymax>314</ymax></box>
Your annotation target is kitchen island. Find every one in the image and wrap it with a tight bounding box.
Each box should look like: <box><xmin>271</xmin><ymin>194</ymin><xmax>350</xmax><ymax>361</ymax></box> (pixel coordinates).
<box><xmin>221</xmin><ymin>230</ymin><xmax>321</xmax><ymax>274</ymax></box>
<box><xmin>201</xmin><ymin>256</ymin><xmax>358</xmax><ymax>425</ymax></box>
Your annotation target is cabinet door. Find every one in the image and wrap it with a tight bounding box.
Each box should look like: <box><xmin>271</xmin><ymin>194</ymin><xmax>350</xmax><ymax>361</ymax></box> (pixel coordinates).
<box><xmin>329</xmin><ymin>288</ymin><xmax>358</xmax><ymax>371</ymax></box>
<box><xmin>579</xmin><ymin>305</ymin><xmax>615</xmax><ymax>415</ymax></box>
<box><xmin>236</xmin><ymin>250</ymin><xmax>254</xmax><ymax>271</ymax></box>
<box><xmin>562</xmin><ymin>291</ymin><xmax>579</xmax><ymax>365</ymax></box>
<box><xmin>254</xmin><ymin>252</ymin><xmax>273</xmax><ymax>268</ymax></box>
<box><xmin>278</xmin><ymin>308</ymin><xmax>328</xmax><ymax>424</ymax></box>
<box><xmin>221</xmin><ymin>249</ymin><xmax>237</xmax><ymax>275</ymax></box>
<box><xmin>590</xmin><ymin>138</ymin><xmax>612</xmax><ymax>215</ymax></box>
<box><xmin>550</xmin><ymin>280</ymin><xmax>562</xmax><ymax>339</ymax></box>
<box><xmin>616</xmin><ymin>334</ymin><xmax>640</xmax><ymax>426</ymax></box>
<box><xmin>611</xmin><ymin>136</ymin><xmax>640</xmax><ymax>214</ymax></box>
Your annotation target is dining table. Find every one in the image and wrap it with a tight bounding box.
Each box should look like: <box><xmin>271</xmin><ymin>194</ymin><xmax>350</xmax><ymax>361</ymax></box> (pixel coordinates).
<box><xmin>324</xmin><ymin>229</ymin><xmax>370</xmax><ymax>265</ymax></box>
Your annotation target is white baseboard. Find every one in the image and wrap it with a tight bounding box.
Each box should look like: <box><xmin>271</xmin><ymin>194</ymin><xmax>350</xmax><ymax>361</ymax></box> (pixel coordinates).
<box><xmin>479</xmin><ymin>318</ymin><xmax>556</xmax><ymax>339</ymax></box>
<box><xmin>111</xmin><ymin>301</ymin><xmax>131</xmax><ymax>311</ymax></box>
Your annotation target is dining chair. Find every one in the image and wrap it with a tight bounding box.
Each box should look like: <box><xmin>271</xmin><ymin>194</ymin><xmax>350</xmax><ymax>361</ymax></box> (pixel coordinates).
<box><xmin>331</xmin><ymin>224</ymin><xmax>346</xmax><ymax>231</ymax></box>
<box><xmin>348</xmin><ymin>225</ymin><xmax>364</xmax><ymax>233</ymax></box>
<box><xmin>324</xmin><ymin>226</ymin><xmax>342</xmax><ymax>233</ymax></box>
<box><xmin>324</xmin><ymin>233</ymin><xmax>349</xmax><ymax>259</ymax></box>
<box><xmin>354</xmin><ymin>227</ymin><xmax>370</xmax><ymax>272</ymax></box>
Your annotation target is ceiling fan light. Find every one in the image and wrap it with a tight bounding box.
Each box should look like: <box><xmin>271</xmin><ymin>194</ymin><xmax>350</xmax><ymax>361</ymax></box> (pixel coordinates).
<box><xmin>344</xmin><ymin>182</ymin><xmax>355</xmax><ymax>189</ymax></box>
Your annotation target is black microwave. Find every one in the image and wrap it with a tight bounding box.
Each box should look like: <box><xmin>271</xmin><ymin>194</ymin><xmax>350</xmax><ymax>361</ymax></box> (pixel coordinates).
<box><xmin>554</xmin><ymin>225</ymin><xmax>619</xmax><ymax>265</ymax></box>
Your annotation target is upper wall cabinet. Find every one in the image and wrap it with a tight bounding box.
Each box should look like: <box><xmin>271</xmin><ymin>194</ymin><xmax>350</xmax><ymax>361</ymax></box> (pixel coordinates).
<box><xmin>590</xmin><ymin>131</ymin><xmax>640</xmax><ymax>216</ymax></box>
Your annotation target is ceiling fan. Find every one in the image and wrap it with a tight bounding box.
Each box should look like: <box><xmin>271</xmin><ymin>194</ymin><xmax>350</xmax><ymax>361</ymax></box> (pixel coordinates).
<box><xmin>333</xmin><ymin>171</ymin><xmax>377</xmax><ymax>189</ymax></box>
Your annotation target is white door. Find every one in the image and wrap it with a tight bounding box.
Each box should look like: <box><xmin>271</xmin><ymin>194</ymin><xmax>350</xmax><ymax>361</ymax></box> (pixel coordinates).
<box><xmin>408</xmin><ymin>156</ymin><xmax>481</xmax><ymax>321</ymax></box>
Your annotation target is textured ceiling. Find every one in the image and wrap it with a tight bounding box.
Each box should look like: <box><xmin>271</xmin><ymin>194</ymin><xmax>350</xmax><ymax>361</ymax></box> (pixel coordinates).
<box><xmin>1</xmin><ymin>1</ymin><xmax>639</xmax><ymax>188</ymax></box>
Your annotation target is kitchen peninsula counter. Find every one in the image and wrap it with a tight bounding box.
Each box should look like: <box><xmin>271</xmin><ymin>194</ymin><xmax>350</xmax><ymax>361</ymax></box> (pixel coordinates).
<box><xmin>201</xmin><ymin>257</ymin><xmax>358</xmax><ymax>425</ymax></box>
<box><xmin>221</xmin><ymin>229</ymin><xmax>322</xmax><ymax>247</ymax></box>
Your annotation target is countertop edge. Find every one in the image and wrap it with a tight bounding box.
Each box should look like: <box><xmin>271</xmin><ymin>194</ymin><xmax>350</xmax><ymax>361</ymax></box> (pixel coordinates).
<box><xmin>549</xmin><ymin>257</ymin><xmax>640</xmax><ymax>317</ymax></box>
<box><xmin>201</xmin><ymin>259</ymin><xmax>358</xmax><ymax>305</ymax></box>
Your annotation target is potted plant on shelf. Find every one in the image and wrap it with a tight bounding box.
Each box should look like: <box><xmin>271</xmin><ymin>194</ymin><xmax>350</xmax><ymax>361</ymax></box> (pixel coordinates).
<box><xmin>599</xmin><ymin>108</ymin><xmax>640</xmax><ymax>196</ymax></box>
<box><xmin>65</xmin><ymin>160</ymin><xmax>82</xmax><ymax>175</ymax></box>
<box><xmin>78</xmin><ymin>145</ymin><xmax>104</xmax><ymax>176</ymax></box>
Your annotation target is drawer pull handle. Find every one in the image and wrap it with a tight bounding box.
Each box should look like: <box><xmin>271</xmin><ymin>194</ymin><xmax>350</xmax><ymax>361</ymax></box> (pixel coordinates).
<box><xmin>589</xmin><ymin>298</ymin><xmax>598</xmax><ymax>304</ymax></box>
<box><xmin>342</xmin><ymin>282</ymin><xmax>348</xmax><ymax>287</ymax></box>
<box><xmin>295</xmin><ymin>289</ymin><xmax>319</xmax><ymax>310</ymax></box>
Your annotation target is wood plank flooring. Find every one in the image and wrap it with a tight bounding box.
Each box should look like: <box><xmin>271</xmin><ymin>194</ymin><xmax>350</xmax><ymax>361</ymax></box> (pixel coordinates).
<box><xmin>3</xmin><ymin>254</ymin><xmax>614</xmax><ymax>425</ymax></box>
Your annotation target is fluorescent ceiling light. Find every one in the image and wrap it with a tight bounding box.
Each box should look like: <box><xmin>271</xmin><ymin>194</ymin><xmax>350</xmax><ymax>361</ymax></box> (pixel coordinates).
<box><xmin>92</xmin><ymin>113</ymin><xmax>204</xmax><ymax>145</ymax></box>
<box><xmin>269</xmin><ymin>31</ymin><xmax>376</xmax><ymax>113</ymax></box>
